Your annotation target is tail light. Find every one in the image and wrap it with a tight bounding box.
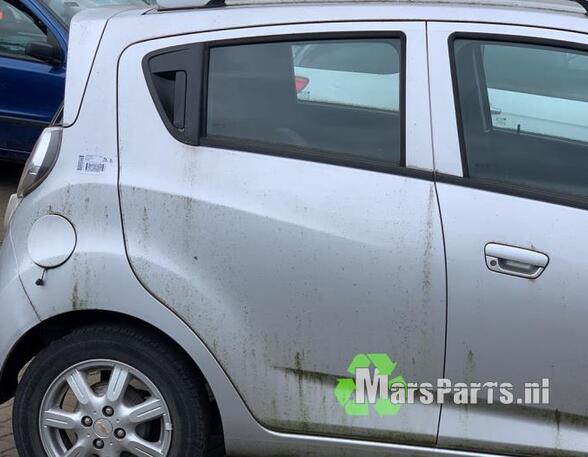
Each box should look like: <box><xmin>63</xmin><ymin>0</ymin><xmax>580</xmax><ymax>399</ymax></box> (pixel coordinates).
<box><xmin>295</xmin><ymin>76</ymin><xmax>309</xmax><ymax>93</ymax></box>
<box><xmin>17</xmin><ymin>127</ymin><xmax>62</xmax><ymax>198</ymax></box>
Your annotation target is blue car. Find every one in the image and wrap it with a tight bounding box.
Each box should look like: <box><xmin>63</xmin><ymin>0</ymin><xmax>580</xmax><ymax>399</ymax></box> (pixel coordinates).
<box><xmin>0</xmin><ymin>0</ymin><xmax>150</xmax><ymax>162</ymax></box>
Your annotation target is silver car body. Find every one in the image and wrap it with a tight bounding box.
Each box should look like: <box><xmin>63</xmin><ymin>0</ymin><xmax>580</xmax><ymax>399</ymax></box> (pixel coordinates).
<box><xmin>2</xmin><ymin>1</ymin><xmax>588</xmax><ymax>456</ymax></box>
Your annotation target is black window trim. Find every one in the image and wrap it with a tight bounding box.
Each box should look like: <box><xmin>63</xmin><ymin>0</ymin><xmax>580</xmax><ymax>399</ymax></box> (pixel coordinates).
<box><xmin>447</xmin><ymin>31</ymin><xmax>588</xmax><ymax>211</ymax></box>
<box><xmin>143</xmin><ymin>43</ymin><xmax>205</xmax><ymax>145</ymax></box>
<box><xmin>201</xmin><ymin>135</ymin><xmax>433</xmax><ymax>180</ymax></box>
<box><xmin>144</xmin><ymin>31</ymin><xmax>429</xmax><ymax>179</ymax></box>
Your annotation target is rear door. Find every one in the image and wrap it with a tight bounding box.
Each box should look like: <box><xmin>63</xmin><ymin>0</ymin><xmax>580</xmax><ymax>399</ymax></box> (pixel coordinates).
<box><xmin>118</xmin><ymin>22</ymin><xmax>446</xmax><ymax>443</ymax></box>
<box><xmin>429</xmin><ymin>22</ymin><xmax>588</xmax><ymax>456</ymax></box>
<box><xmin>0</xmin><ymin>0</ymin><xmax>65</xmax><ymax>160</ymax></box>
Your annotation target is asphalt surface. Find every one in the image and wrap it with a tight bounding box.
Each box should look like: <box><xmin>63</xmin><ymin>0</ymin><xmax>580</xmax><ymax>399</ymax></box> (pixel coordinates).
<box><xmin>0</xmin><ymin>162</ymin><xmax>22</xmax><ymax>457</ymax></box>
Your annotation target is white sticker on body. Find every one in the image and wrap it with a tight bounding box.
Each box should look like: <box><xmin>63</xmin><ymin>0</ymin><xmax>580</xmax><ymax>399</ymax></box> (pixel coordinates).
<box><xmin>76</xmin><ymin>155</ymin><xmax>112</xmax><ymax>174</ymax></box>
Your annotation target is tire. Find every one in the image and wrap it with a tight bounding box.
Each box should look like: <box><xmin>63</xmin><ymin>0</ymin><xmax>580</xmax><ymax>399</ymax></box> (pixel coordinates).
<box><xmin>13</xmin><ymin>324</ymin><xmax>211</xmax><ymax>457</ymax></box>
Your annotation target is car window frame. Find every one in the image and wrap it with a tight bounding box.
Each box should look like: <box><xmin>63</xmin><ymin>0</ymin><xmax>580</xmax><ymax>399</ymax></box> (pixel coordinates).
<box><xmin>446</xmin><ymin>31</ymin><xmax>588</xmax><ymax>210</ymax></box>
<box><xmin>35</xmin><ymin>0</ymin><xmax>68</xmax><ymax>31</ymax></box>
<box><xmin>142</xmin><ymin>30</ymin><xmax>429</xmax><ymax>178</ymax></box>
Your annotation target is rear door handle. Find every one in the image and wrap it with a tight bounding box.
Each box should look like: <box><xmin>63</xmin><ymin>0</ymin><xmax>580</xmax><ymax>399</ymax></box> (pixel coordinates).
<box><xmin>485</xmin><ymin>243</ymin><xmax>549</xmax><ymax>279</ymax></box>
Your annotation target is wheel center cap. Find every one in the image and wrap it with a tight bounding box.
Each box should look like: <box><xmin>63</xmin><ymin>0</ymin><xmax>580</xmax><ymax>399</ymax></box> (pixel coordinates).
<box><xmin>94</xmin><ymin>418</ymin><xmax>113</xmax><ymax>438</ymax></box>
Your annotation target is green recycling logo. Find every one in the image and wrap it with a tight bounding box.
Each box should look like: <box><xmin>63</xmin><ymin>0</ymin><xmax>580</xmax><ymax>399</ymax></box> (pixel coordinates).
<box><xmin>335</xmin><ymin>353</ymin><xmax>407</xmax><ymax>417</ymax></box>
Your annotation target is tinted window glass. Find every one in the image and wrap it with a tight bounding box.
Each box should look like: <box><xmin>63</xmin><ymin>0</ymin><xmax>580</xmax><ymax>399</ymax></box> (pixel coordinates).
<box><xmin>0</xmin><ymin>0</ymin><xmax>47</xmax><ymax>59</ymax></box>
<box><xmin>454</xmin><ymin>39</ymin><xmax>588</xmax><ymax>198</ymax></box>
<box><xmin>206</xmin><ymin>38</ymin><xmax>402</xmax><ymax>165</ymax></box>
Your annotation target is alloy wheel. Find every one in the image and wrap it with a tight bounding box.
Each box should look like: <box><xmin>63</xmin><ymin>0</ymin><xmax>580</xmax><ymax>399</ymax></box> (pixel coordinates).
<box><xmin>38</xmin><ymin>359</ymin><xmax>173</xmax><ymax>457</ymax></box>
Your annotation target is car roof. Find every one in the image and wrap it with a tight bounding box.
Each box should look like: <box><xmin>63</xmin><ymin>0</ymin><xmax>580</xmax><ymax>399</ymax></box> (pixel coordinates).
<box><xmin>63</xmin><ymin>0</ymin><xmax>588</xmax><ymax>125</ymax></box>
<box><xmin>139</xmin><ymin>0</ymin><xmax>588</xmax><ymax>33</ymax></box>
<box><xmin>157</xmin><ymin>0</ymin><xmax>588</xmax><ymax>17</ymax></box>
<box><xmin>135</xmin><ymin>0</ymin><xmax>588</xmax><ymax>35</ymax></box>
<box><xmin>88</xmin><ymin>0</ymin><xmax>588</xmax><ymax>58</ymax></box>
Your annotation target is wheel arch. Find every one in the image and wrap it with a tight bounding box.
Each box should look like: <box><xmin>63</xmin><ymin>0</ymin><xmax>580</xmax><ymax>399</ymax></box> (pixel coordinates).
<box><xmin>0</xmin><ymin>309</ymin><xmax>225</xmax><ymax>448</ymax></box>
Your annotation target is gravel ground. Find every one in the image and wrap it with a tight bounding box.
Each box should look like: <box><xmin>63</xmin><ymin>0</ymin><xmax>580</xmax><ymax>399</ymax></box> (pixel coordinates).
<box><xmin>0</xmin><ymin>400</ymin><xmax>15</xmax><ymax>457</ymax></box>
<box><xmin>0</xmin><ymin>162</ymin><xmax>22</xmax><ymax>457</ymax></box>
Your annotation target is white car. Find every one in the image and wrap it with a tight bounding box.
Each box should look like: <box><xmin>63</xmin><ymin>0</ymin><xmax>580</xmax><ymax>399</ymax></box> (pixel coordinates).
<box><xmin>294</xmin><ymin>35</ymin><xmax>588</xmax><ymax>142</ymax></box>
<box><xmin>294</xmin><ymin>41</ymin><xmax>401</xmax><ymax>111</ymax></box>
<box><xmin>3</xmin><ymin>1</ymin><xmax>588</xmax><ymax>456</ymax></box>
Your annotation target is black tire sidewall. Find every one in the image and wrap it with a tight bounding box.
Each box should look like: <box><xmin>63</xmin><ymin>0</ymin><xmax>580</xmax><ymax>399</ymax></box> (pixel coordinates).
<box><xmin>13</xmin><ymin>327</ymin><xmax>209</xmax><ymax>457</ymax></box>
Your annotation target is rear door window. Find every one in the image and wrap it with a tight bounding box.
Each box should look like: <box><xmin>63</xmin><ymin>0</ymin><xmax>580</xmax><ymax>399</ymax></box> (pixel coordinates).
<box><xmin>452</xmin><ymin>38</ymin><xmax>588</xmax><ymax>198</ymax></box>
<box><xmin>205</xmin><ymin>37</ymin><xmax>403</xmax><ymax>166</ymax></box>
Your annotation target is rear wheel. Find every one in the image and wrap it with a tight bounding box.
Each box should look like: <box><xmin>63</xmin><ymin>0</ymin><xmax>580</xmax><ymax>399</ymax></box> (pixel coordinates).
<box><xmin>13</xmin><ymin>324</ymin><xmax>210</xmax><ymax>457</ymax></box>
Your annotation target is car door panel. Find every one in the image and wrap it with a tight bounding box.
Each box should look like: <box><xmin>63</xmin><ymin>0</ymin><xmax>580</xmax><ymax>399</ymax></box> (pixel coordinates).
<box><xmin>429</xmin><ymin>22</ymin><xmax>588</xmax><ymax>456</ymax></box>
<box><xmin>437</xmin><ymin>182</ymin><xmax>588</xmax><ymax>456</ymax></box>
<box><xmin>0</xmin><ymin>57</ymin><xmax>64</xmax><ymax>150</ymax></box>
<box><xmin>118</xmin><ymin>22</ymin><xmax>446</xmax><ymax>444</ymax></box>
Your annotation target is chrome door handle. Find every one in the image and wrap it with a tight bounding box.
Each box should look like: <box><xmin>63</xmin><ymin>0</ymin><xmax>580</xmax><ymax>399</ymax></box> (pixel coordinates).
<box><xmin>485</xmin><ymin>243</ymin><xmax>549</xmax><ymax>279</ymax></box>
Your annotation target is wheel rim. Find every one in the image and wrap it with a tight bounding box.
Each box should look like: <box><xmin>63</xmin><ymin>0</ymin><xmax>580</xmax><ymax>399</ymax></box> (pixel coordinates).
<box><xmin>38</xmin><ymin>359</ymin><xmax>173</xmax><ymax>457</ymax></box>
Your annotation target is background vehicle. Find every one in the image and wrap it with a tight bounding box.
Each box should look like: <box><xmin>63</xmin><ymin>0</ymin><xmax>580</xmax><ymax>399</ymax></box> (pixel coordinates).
<box><xmin>0</xmin><ymin>0</ymin><xmax>152</xmax><ymax>162</ymax></box>
<box><xmin>293</xmin><ymin>41</ymin><xmax>401</xmax><ymax>111</ymax></box>
<box><xmin>294</xmin><ymin>33</ymin><xmax>588</xmax><ymax>141</ymax></box>
<box><xmin>2</xmin><ymin>0</ymin><xmax>588</xmax><ymax>456</ymax></box>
